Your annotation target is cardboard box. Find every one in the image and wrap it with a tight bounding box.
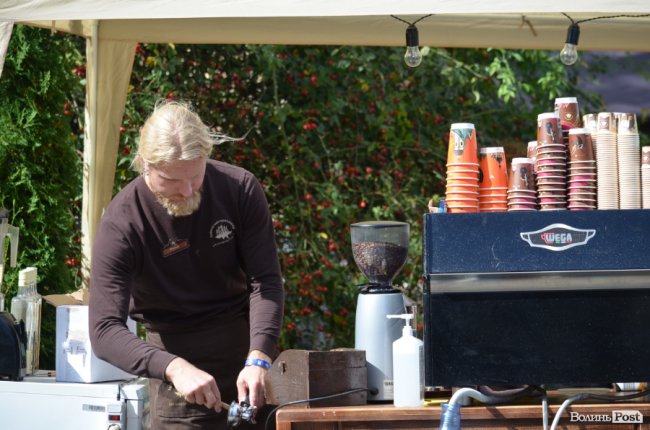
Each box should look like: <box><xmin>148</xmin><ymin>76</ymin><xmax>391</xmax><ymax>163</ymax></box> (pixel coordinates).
<box><xmin>46</xmin><ymin>289</ymin><xmax>136</xmax><ymax>383</ymax></box>
<box><xmin>265</xmin><ymin>349</ymin><xmax>367</xmax><ymax>407</ymax></box>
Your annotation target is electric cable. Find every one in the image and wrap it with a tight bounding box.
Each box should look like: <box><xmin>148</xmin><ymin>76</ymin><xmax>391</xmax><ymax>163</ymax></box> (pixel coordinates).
<box><xmin>263</xmin><ymin>387</ymin><xmax>377</xmax><ymax>430</ymax></box>
<box><xmin>458</xmin><ymin>385</ymin><xmax>546</xmax><ymax>405</ymax></box>
<box><xmin>549</xmin><ymin>389</ymin><xmax>650</xmax><ymax>430</ymax></box>
<box><xmin>439</xmin><ymin>385</ymin><xmax>547</xmax><ymax>430</ymax></box>
<box><xmin>542</xmin><ymin>391</ymin><xmax>549</xmax><ymax>430</ymax></box>
<box><xmin>562</xmin><ymin>12</ymin><xmax>650</xmax><ymax>25</ymax></box>
<box><xmin>390</xmin><ymin>14</ymin><xmax>433</xmax><ymax>27</ymax></box>
<box><xmin>478</xmin><ymin>383</ymin><xmax>549</xmax><ymax>429</ymax></box>
<box><xmin>478</xmin><ymin>385</ymin><xmax>542</xmax><ymax>398</ymax></box>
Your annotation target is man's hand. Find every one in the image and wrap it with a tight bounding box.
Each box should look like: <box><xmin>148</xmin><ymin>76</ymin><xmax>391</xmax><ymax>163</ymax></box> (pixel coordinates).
<box><xmin>165</xmin><ymin>357</ymin><xmax>223</xmax><ymax>412</ymax></box>
<box><xmin>236</xmin><ymin>350</ymin><xmax>271</xmax><ymax>408</ymax></box>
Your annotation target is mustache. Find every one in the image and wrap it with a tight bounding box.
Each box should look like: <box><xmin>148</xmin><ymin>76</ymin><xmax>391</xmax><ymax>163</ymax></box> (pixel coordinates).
<box><xmin>155</xmin><ymin>190</ymin><xmax>202</xmax><ymax>217</ymax></box>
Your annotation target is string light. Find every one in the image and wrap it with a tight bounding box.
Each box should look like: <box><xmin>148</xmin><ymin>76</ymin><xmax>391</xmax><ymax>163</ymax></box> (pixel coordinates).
<box><xmin>404</xmin><ymin>24</ymin><xmax>421</xmax><ymax>68</ymax></box>
<box><xmin>391</xmin><ymin>15</ymin><xmax>433</xmax><ymax>68</ymax></box>
<box><xmin>560</xmin><ymin>23</ymin><xmax>580</xmax><ymax>65</ymax></box>
<box><xmin>559</xmin><ymin>13</ymin><xmax>650</xmax><ymax>66</ymax></box>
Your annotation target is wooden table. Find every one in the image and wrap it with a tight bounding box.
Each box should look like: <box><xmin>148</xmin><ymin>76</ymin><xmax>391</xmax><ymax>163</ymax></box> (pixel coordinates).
<box><xmin>276</xmin><ymin>403</ymin><xmax>650</xmax><ymax>430</ymax></box>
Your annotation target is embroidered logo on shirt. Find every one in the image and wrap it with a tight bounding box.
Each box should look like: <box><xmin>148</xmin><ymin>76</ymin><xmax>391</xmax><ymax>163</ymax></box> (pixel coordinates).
<box><xmin>161</xmin><ymin>239</ymin><xmax>190</xmax><ymax>257</ymax></box>
<box><xmin>210</xmin><ymin>219</ymin><xmax>235</xmax><ymax>246</ymax></box>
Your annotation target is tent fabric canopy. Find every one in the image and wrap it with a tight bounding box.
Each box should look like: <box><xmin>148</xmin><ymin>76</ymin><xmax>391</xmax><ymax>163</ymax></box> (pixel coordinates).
<box><xmin>1</xmin><ymin>1</ymin><xmax>649</xmax><ymax>286</ymax></box>
<box><xmin>1</xmin><ymin>0</ymin><xmax>649</xmax><ymax>51</ymax></box>
<box><xmin>16</xmin><ymin>14</ymin><xmax>650</xmax><ymax>52</ymax></box>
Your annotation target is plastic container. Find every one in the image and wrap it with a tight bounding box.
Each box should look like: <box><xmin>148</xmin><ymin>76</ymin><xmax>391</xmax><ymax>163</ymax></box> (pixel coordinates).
<box><xmin>10</xmin><ymin>283</ymin><xmax>28</xmax><ymax>327</ymax></box>
<box><xmin>15</xmin><ymin>267</ymin><xmax>41</xmax><ymax>375</ymax></box>
<box><xmin>387</xmin><ymin>313</ymin><xmax>424</xmax><ymax>407</ymax></box>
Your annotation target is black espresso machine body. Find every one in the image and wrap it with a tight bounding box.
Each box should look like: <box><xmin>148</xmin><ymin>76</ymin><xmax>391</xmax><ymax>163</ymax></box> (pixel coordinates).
<box><xmin>422</xmin><ymin>209</ymin><xmax>650</xmax><ymax>387</ymax></box>
<box><xmin>0</xmin><ymin>311</ymin><xmax>27</xmax><ymax>381</ymax></box>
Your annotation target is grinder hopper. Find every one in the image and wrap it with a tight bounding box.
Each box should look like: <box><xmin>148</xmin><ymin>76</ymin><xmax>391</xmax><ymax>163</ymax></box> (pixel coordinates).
<box><xmin>351</xmin><ymin>221</ymin><xmax>409</xmax><ymax>289</ymax></box>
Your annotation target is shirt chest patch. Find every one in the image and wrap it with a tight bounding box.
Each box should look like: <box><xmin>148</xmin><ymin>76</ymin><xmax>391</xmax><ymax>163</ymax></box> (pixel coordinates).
<box><xmin>210</xmin><ymin>219</ymin><xmax>235</xmax><ymax>246</ymax></box>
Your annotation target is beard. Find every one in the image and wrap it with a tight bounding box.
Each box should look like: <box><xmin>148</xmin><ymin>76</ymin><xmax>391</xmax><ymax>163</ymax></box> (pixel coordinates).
<box><xmin>155</xmin><ymin>190</ymin><xmax>202</xmax><ymax>217</ymax></box>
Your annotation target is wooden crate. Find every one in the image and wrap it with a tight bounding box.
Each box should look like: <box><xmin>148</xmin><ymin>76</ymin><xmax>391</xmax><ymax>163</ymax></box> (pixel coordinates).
<box><xmin>265</xmin><ymin>349</ymin><xmax>367</xmax><ymax>407</ymax></box>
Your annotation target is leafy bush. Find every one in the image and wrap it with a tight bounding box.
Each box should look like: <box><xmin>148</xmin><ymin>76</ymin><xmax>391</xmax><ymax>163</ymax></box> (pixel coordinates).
<box><xmin>0</xmin><ymin>26</ymin><xmax>83</xmax><ymax>368</ymax></box>
<box><xmin>2</xmin><ymin>29</ymin><xmax>612</xmax><ymax>358</ymax></box>
<box><xmin>117</xmin><ymin>44</ymin><xmax>598</xmax><ymax>349</ymax></box>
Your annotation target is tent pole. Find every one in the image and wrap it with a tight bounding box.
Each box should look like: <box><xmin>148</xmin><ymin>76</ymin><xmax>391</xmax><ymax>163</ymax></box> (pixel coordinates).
<box><xmin>81</xmin><ymin>19</ymin><xmax>99</xmax><ymax>288</ymax></box>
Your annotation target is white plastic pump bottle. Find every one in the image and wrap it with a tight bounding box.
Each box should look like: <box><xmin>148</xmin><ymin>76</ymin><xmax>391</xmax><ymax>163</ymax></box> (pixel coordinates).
<box><xmin>387</xmin><ymin>313</ymin><xmax>424</xmax><ymax>407</ymax></box>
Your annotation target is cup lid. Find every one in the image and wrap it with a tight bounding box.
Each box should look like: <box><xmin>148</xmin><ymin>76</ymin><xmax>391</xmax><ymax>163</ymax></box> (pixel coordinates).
<box><xmin>479</xmin><ymin>146</ymin><xmax>505</xmax><ymax>154</ymax></box>
<box><xmin>555</xmin><ymin>97</ymin><xmax>578</xmax><ymax>103</ymax></box>
<box><xmin>507</xmin><ymin>189</ymin><xmax>537</xmax><ymax>193</ymax></box>
<box><xmin>538</xmin><ymin>112</ymin><xmax>560</xmax><ymax>120</ymax></box>
<box><xmin>511</xmin><ymin>157</ymin><xmax>534</xmax><ymax>164</ymax></box>
<box><xmin>450</xmin><ymin>123</ymin><xmax>475</xmax><ymax>130</ymax></box>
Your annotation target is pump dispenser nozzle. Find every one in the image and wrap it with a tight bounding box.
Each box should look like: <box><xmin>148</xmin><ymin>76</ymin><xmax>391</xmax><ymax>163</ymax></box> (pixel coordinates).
<box><xmin>387</xmin><ymin>313</ymin><xmax>415</xmax><ymax>336</ymax></box>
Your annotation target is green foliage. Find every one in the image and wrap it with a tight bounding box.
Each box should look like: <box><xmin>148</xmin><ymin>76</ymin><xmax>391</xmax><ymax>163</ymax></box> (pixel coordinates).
<box><xmin>2</xmin><ymin>29</ymin><xmax>615</xmax><ymax>356</ymax></box>
<box><xmin>0</xmin><ymin>26</ymin><xmax>83</xmax><ymax>368</ymax></box>
<box><xmin>116</xmin><ymin>43</ymin><xmax>594</xmax><ymax>350</ymax></box>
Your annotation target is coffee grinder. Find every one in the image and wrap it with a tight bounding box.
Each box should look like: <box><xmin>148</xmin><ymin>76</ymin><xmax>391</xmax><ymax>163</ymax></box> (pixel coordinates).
<box><xmin>351</xmin><ymin>220</ymin><xmax>408</xmax><ymax>402</ymax></box>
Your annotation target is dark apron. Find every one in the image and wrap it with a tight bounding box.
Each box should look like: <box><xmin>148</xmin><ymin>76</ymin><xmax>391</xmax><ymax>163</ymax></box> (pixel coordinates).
<box><xmin>146</xmin><ymin>315</ymin><xmax>272</xmax><ymax>430</ymax></box>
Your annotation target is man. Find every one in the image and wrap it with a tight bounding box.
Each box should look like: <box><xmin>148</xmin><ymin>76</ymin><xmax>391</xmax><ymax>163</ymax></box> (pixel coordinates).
<box><xmin>89</xmin><ymin>100</ymin><xmax>284</xmax><ymax>429</ymax></box>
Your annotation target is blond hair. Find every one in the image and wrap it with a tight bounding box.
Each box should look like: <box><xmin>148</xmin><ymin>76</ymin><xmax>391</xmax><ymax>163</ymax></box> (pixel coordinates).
<box><xmin>133</xmin><ymin>100</ymin><xmax>236</xmax><ymax>173</ymax></box>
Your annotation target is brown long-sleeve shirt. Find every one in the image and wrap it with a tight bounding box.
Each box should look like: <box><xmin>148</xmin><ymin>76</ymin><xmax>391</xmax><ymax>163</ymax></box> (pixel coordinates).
<box><xmin>89</xmin><ymin>160</ymin><xmax>284</xmax><ymax>380</ymax></box>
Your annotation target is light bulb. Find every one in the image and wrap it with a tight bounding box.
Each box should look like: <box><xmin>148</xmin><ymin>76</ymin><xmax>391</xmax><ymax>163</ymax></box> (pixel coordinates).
<box><xmin>560</xmin><ymin>43</ymin><xmax>578</xmax><ymax>65</ymax></box>
<box><xmin>404</xmin><ymin>46</ymin><xmax>422</xmax><ymax>68</ymax></box>
<box><xmin>404</xmin><ymin>24</ymin><xmax>422</xmax><ymax>68</ymax></box>
<box><xmin>559</xmin><ymin>23</ymin><xmax>580</xmax><ymax>66</ymax></box>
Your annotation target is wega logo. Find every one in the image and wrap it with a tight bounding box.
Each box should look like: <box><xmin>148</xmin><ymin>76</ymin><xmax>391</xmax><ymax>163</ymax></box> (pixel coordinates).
<box><xmin>520</xmin><ymin>223</ymin><xmax>596</xmax><ymax>251</ymax></box>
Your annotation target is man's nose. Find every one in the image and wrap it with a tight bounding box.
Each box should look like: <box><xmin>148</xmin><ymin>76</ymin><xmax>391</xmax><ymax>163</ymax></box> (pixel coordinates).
<box><xmin>178</xmin><ymin>180</ymin><xmax>194</xmax><ymax>197</ymax></box>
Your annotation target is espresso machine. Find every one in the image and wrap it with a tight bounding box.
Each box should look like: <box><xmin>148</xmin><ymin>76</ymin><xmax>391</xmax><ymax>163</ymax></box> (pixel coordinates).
<box><xmin>422</xmin><ymin>210</ymin><xmax>650</xmax><ymax>387</ymax></box>
<box><xmin>352</xmin><ymin>220</ymin><xmax>408</xmax><ymax>402</ymax></box>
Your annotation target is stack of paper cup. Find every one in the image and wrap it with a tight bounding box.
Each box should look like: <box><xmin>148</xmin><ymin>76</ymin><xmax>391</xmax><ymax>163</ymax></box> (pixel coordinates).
<box><xmin>507</xmin><ymin>158</ymin><xmax>537</xmax><ymax>211</ymax></box>
<box><xmin>555</xmin><ymin>97</ymin><xmax>581</xmax><ymax>146</ymax></box>
<box><xmin>617</xmin><ymin>113</ymin><xmax>641</xmax><ymax>209</ymax></box>
<box><xmin>596</xmin><ymin>112</ymin><xmax>619</xmax><ymax>209</ymax></box>
<box><xmin>536</xmin><ymin>112</ymin><xmax>567</xmax><ymax>210</ymax></box>
<box><xmin>567</xmin><ymin>129</ymin><xmax>597</xmax><ymax>210</ymax></box>
<box><xmin>445</xmin><ymin>123</ymin><xmax>479</xmax><ymax>213</ymax></box>
<box><xmin>556</xmin><ymin>97</ymin><xmax>582</xmax><ymax>127</ymax></box>
<box><xmin>478</xmin><ymin>147</ymin><xmax>508</xmax><ymax>212</ymax></box>
<box><xmin>642</xmin><ymin>146</ymin><xmax>650</xmax><ymax>209</ymax></box>
<box><xmin>527</xmin><ymin>141</ymin><xmax>538</xmax><ymax>173</ymax></box>
<box><xmin>583</xmin><ymin>113</ymin><xmax>598</xmax><ymax>158</ymax></box>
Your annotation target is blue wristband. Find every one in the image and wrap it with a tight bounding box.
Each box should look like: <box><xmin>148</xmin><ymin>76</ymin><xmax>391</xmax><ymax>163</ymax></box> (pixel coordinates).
<box><xmin>244</xmin><ymin>358</ymin><xmax>272</xmax><ymax>369</ymax></box>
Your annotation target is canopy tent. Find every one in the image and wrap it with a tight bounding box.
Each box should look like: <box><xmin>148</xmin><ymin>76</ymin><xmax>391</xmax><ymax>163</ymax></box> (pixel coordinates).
<box><xmin>1</xmin><ymin>0</ymin><xmax>649</xmax><ymax>285</ymax></box>
<box><xmin>3</xmin><ymin>1</ymin><xmax>650</xmax><ymax>50</ymax></box>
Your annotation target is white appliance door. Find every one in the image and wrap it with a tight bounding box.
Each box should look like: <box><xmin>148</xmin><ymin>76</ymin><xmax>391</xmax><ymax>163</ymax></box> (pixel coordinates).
<box><xmin>0</xmin><ymin>376</ymin><xmax>125</xmax><ymax>429</ymax></box>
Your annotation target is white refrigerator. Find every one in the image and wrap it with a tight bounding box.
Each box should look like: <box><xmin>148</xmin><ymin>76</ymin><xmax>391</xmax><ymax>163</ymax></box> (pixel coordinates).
<box><xmin>0</xmin><ymin>375</ymin><xmax>148</xmax><ymax>430</ymax></box>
